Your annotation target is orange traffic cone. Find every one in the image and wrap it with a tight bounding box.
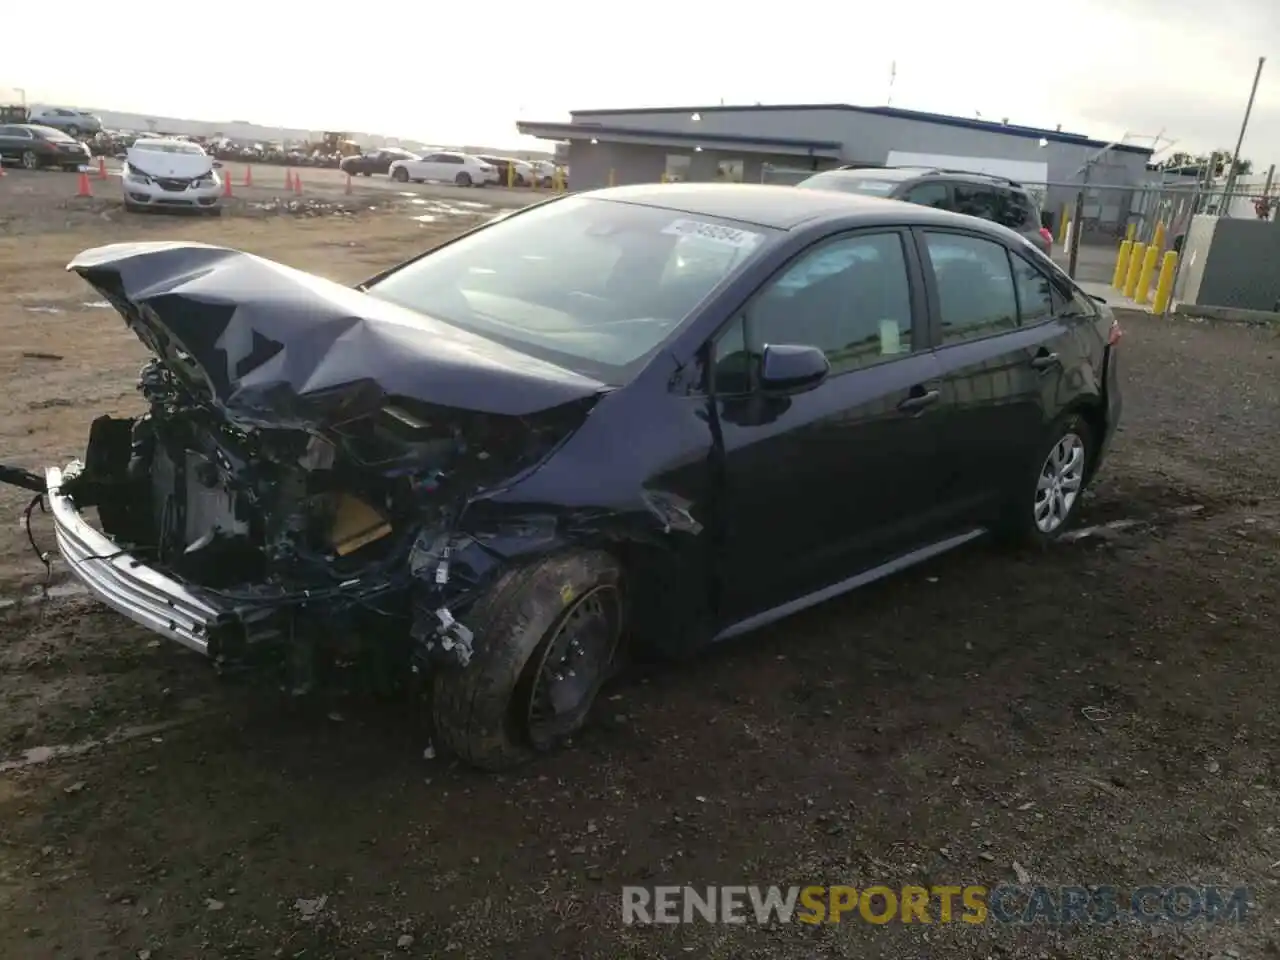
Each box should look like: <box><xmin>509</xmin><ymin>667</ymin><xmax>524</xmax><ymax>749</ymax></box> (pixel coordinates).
<box><xmin>223</xmin><ymin>171</ymin><xmax>233</xmax><ymax>198</ymax></box>
<box><xmin>97</xmin><ymin>156</ymin><xmax>107</xmax><ymax>180</ymax></box>
<box><xmin>243</xmin><ymin>166</ymin><xmax>253</xmax><ymax>187</ymax></box>
<box><xmin>76</xmin><ymin>171</ymin><xmax>92</xmax><ymax>197</ymax></box>
<box><xmin>0</xmin><ymin>163</ymin><xmax>6</xmax><ymax>178</ymax></box>
<box><xmin>344</xmin><ymin>173</ymin><xmax>352</xmax><ymax>195</ymax></box>
<box><xmin>293</xmin><ymin>172</ymin><xmax>303</xmax><ymax>196</ymax></box>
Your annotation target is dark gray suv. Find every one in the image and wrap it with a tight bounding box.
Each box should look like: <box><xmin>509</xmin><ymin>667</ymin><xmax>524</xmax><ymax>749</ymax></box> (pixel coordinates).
<box><xmin>796</xmin><ymin>166</ymin><xmax>1054</xmax><ymax>256</ymax></box>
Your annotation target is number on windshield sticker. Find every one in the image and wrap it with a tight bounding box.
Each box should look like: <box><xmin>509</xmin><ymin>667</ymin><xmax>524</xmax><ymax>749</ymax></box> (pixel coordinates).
<box><xmin>661</xmin><ymin>219</ymin><xmax>763</xmax><ymax>251</ymax></box>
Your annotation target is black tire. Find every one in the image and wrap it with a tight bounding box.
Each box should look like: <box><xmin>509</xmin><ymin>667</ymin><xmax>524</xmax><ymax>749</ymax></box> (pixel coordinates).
<box><xmin>361</xmin><ymin>171</ymin><xmax>372</xmax><ymax>177</ymax></box>
<box><xmin>392</xmin><ymin>166</ymin><xmax>409</xmax><ymax>183</ymax></box>
<box><xmin>999</xmin><ymin>412</ymin><xmax>1094</xmax><ymax>547</ymax></box>
<box><xmin>455</xmin><ymin>172</ymin><xmax>472</xmax><ymax>187</ymax></box>
<box><xmin>431</xmin><ymin>549</ymin><xmax>624</xmax><ymax>771</ymax></box>
<box><xmin>21</xmin><ymin>150</ymin><xmax>38</xmax><ymax>171</ymax></box>
<box><xmin>67</xmin><ymin>125</ymin><xmax>80</xmax><ymax>137</ymax></box>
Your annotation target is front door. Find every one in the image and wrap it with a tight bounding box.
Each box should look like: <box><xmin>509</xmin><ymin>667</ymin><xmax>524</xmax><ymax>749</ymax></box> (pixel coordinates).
<box><xmin>709</xmin><ymin>228</ymin><xmax>949</xmax><ymax>623</ymax></box>
<box><xmin>914</xmin><ymin>229</ymin><xmax>1079</xmax><ymax>524</ymax></box>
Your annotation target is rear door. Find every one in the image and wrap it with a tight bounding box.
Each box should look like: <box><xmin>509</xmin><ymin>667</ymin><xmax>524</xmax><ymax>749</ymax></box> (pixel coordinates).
<box><xmin>914</xmin><ymin>228</ymin><xmax>1081</xmax><ymax>524</ymax></box>
<box><xmin>711</xmin><ymin>227</ymin><xmax>949</xmax><ymax>621</ymax></box>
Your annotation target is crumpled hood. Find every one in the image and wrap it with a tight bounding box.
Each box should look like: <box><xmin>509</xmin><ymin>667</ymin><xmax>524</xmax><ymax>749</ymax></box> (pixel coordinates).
<box><xmin>125</xmin><ymin>148</ymin><xmax>213</xmax><ymax>179</ymax></box>
<box><xmin>68</xmin><ymin>241</ymin><xmax>609</xmax><ymax>428</ymax></box>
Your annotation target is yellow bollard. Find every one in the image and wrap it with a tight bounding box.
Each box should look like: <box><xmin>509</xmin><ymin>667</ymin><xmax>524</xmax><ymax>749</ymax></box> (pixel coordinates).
<box><xmin>608</xmin><ymin>168</ymin><xmax>616</xmax><ymax>187</ymax></box>
<box><xmin>553</xmin><ymin>168</ymin><xmax>564</xmax><ymax>192</ymax></box>
<box><xmin>660</xmin><ymin>172</ymin><xmax>668</xmax><ymax>184</ymax></box>
<box><xmin>1135</xmin><ymin>243</ymin><xmax>1161</xmax><ymax>304</ymax></box>
<box><xmin>507</xmin><ymin>163</ymin><xmax>515</xmax><ymax>189</ymax></box>
<box><xmin>1112</xmin><ymin>240</ymin><xmax>1133</xmax><ymax>289</ymax></box>
<box><xmin>1152</xmin><ymin>221</ymin><xmax>1166</xmax><ymax>251</ymax></box>
<box><xmin>1125</xmin><ymin>222</ymin><xmax>1136</xmax><ymax>243</ymax></box>
<box><xmin>1123</xmin><ymin>242</ymin><xmax>1146</xmax><ymax>299</ymax></box>
<box><xmin>1057</xmin><ymin>206</ymin><xmax>1070</xmax><ymax>244</ymax></box>
<box><xmin>1152</xmin><ymin>250</ymin><xmax>1179</xmax><ymax>315</ymax></box>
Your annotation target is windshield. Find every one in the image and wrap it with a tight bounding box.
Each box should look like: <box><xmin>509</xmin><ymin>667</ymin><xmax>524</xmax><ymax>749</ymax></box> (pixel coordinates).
<box><xmin>796</xmin><ymin>172</ymin><xmax>906</xmax><ymax>196</ymax></box>
<box><xmin>364</xmin><ymin>196</ymin><xmax>775</xmax><ymax>384</ymax></box>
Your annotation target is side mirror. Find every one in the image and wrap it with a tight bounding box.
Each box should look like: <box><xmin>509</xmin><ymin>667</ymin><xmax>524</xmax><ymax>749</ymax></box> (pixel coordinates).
<box><xmin>759</xmin><ymin>343</ymin><xmax>829</xmax><ymax>393</ymax></box>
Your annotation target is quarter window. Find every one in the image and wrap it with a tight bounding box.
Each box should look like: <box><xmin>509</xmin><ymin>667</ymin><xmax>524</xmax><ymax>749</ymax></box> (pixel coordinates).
<box><xmin>923</xmin><ymin>233</ymin><xmax>1018</xmax><ymax>342</ymax></box>
<box><xmin>748</xmin><ymin>232</ymin><xmax>915</xmax><ymax>373</ymax></box>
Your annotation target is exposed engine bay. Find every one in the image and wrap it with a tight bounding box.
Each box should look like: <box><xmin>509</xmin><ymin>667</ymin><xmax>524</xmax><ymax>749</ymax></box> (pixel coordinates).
<box><xmin>61</xmin><ymin>356</ymin><xmax>588</xmax><ymax>679</ymax></box>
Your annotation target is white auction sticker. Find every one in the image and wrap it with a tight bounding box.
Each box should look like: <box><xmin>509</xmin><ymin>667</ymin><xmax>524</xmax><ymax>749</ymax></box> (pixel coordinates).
<box><xmin>662</xmin><ymin>218</ymin><xmax>763</xmax><ymax>250</ymax></box>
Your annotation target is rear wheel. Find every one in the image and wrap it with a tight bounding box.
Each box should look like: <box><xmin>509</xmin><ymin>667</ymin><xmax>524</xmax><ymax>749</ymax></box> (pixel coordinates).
<box><xmin>431</xmin><ymin>550</ymin><xmax>623</xmax><ymax>771</ymax></box>
<box><xmin>455</xmin><ymin>172</ymin><xmax>472</xmax><ymax>187</ymax></box>
<box><xmin>1000</xmin><ymin>413</ymin><xmax>1093</xmax><ymax>546</ymax></box>
<box><xmin>21</xmin><ymin>150</ymin><xmax>38</xmax><ymax>170</ymax></box>
<box><xmin>392</xmin><ymin>166</ymin><xmax>409</xmax><ymax>183</ymax></box>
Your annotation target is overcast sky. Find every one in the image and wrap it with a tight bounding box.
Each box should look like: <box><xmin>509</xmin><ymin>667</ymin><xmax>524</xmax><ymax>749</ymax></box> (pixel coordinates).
<box><xmin>4</xmin><ymin>0</ymin><xmax>1277</xmax><ymax>163</ymax></box>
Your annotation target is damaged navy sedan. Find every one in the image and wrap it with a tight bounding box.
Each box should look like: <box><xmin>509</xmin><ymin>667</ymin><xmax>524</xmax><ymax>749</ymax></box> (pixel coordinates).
<box><xmin>27</xmin><ymin>183</ymin><xmax>1121</xmax><ymax>770</ymax></box>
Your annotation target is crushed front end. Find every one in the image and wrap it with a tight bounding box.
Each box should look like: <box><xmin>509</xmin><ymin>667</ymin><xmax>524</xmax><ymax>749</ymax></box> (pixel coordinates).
<box><xmin>51</xmin><ymin>359</ymin><xmax>589</xmax><ymax>684</ymax></box>
<box><xmin>45</xmin><ymin>241</ymin><xmax>608</xmax><ymax>686</ymax></box>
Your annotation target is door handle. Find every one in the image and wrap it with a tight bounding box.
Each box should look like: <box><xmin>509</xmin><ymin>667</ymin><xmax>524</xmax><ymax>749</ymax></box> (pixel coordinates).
<box><xmin>1030</xmin><ymin>352</ymin><xmax>1060</xmax><ymax>371</ymax></box>
<box><xmin>897</xmin><ymin>388</ymin><xmax>940</xmax><ymax>414</ymax></box>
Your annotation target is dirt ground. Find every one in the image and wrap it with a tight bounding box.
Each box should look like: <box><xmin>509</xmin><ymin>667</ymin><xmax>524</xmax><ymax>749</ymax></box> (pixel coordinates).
<box><xmin>1</xmin><ymin>170</ymin><xmax>1279</xmax><ymax>960</ymax></box>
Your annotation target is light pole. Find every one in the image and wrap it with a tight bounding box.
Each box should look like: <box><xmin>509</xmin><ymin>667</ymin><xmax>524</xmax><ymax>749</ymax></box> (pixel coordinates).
<box><xmin>1223</xmin><ymin>56</ymin><xmax>1265</xmax><ymax>214</ymax></box>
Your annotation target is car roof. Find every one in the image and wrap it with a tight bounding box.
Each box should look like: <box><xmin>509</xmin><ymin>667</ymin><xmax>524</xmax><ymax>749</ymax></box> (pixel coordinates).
<box><xmin>585</xmin><ymin>182</ymin><xmax>1016</xmax><ymax>233</ymax></box>
<box><xmin>817</xmin><ymin>166</ymin><xmax>1029</xmax><ymax>191</ymax></box>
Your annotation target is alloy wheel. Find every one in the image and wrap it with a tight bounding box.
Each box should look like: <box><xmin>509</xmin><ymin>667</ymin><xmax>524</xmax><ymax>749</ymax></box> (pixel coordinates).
<box><xmin>1034</xmin><ymin>432</ymin><xmax>1086</xmax><ymax>533</ymax></box>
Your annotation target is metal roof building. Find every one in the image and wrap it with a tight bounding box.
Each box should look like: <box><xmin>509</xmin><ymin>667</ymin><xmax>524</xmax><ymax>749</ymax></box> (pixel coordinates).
<box><xmin>517</xmin><ymin>103</ymin><xmax>1155</xmax><ymax>217</ymax></box>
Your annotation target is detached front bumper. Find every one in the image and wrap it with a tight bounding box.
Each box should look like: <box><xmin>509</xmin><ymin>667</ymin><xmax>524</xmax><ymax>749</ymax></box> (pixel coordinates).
<box><xmin>46</xmin><ymin>462</ymin><xmax>226</xmax><ymax>656</ymax></box>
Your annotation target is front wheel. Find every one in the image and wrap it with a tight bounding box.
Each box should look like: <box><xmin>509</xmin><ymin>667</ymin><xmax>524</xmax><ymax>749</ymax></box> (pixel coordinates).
<box><xmin>431</xmin><ymin>550</ymin><xmax>624</xmax><ymax>771</ymax></box>
<box><xmin>21</xmin><ymin>150</ymin><xmax>39</xmax><ymax>170</ymax></box>
<box><xmin>392</xmin><ymin>166</ymin><xmax>409</xmax><ymax>182</ymax></box>
<box><xmin>454</xmin><ymin>172</ymin><xmax>472</xmax><ymax>187</ymax></box>
<box><xmin>1000</xmin><ymin>413</ymin><xmax>1093</xmax><ymax>546</ymax></box>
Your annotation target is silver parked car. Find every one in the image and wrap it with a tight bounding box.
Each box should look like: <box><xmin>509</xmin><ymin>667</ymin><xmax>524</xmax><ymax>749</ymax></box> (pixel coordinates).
<box><xmin>27</xmin><ymin>107</ymin><xmax>103</xmax><ymax>138</ymax></box>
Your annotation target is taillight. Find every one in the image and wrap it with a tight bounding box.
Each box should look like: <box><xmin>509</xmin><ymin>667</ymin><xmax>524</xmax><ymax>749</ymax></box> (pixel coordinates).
<box><xmin>1107</xmin><ymin>317</ymin><xmax>1122</xmax><ymax>345</ymax></box>
<box><xmin>1039</xmin><ymin>227</ymin><xmax>1054</xmax><ymax>246</ymax></box>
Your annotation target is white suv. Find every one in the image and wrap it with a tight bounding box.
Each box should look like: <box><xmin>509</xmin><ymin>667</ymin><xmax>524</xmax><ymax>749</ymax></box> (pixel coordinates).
<box><xmin>388</xmin><ymin>151</ymin><xmax>495</xmax><ymax>187</ymax></box>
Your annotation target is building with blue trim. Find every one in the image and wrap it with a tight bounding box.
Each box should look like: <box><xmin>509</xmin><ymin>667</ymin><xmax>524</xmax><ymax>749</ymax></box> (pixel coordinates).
<box><xmin>517</xmin><ymin>103</ymin><xmax>1155</xmax><ymax>218</ymax></box>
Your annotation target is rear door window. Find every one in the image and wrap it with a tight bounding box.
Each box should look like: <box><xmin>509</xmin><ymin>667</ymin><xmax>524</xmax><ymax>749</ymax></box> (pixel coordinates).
<box><xmin>1010</xmin><ymin>251</ymin><xmax>1060</xmax><ymax>323</ymax></box>
<box><xmin>922</xmin><ymin>232</ymin><xmax>1018</xmax><ymax>343</ymax></box>
<box><xmin>901</xmin><ymin>181</ymin><xmax>952</xmax><ymax>209</ymax></box>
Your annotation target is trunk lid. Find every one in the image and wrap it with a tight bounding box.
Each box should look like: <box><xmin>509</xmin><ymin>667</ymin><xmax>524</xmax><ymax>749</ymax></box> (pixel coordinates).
<box><xmin>67</xmin><ymin>242</ymin><xmax>609</xmax><ymax>430</ymax></box>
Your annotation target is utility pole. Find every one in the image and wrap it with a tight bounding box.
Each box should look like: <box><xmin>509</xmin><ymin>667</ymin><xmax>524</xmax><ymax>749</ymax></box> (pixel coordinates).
<box><xmin>1223</xmin><ymin>56</ymin><xmax>1265</xmax><ymax>214</ymax></box>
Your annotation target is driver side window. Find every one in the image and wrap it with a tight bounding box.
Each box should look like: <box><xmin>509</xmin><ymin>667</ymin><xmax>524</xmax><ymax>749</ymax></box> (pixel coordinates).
<box><xmin>711</xmin><ymin>231</ymin><xmax>915</xmax><ymax>393</ymax></box>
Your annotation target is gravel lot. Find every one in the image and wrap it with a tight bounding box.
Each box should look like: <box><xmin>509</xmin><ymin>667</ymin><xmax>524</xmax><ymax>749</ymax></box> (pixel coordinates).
<box><xmin>0</xmin><ymin>170</ymin><xmax>1278</xmax><ymax>960</ymax></box>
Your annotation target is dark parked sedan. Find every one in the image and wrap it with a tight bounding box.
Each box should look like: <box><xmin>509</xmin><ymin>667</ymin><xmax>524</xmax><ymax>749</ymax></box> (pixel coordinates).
<box><xmin>0</xmin><ymin>123</ymin><xmax>92</xmax><ymax>170</ymax></box>
<box><xmin>26</xmin><ymin>184</ymin><xmax>1121</xmax><ymax>772</ymax></box>
<box><xmin>339</xmin><ymin>147</ymin><xmax>419</xmax><ymax>176</ymax></box>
